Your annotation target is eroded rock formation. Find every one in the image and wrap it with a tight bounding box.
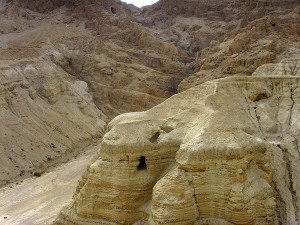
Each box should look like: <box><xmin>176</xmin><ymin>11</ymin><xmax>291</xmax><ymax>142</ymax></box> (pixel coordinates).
<box><xmin>0</xmin><ymin>0</ymin><xmax>300</xmax><ymax>223</ymax></box>
<box><xmin>176</xmin><ymin>3</ymin><xmax>300</xmax><ymax>91</ymax></box>
<box><xmin>56</xmin><ymin>59</ymin><xmax>300</xmax><ymax>225</ymax></box>
<box><xmin>0</xmin><ymin>50</ymin><xmax>107</xmax><ymax>185</ymax></box>
<box><xmin>134</xmin><ymin>0</ymin><xmax>300</xmax><ymax>92</ymax></box>
<box><xmin>0</xmin><ymin>0</ymin><xmax>188</xmax><ymax>185</ymax></box>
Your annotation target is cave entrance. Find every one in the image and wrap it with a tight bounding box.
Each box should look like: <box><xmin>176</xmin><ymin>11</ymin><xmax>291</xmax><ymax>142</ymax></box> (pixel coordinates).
<box><xmin>137</xmin><ymin>156</ymin><xmax>147</xmax><ymax>170</ymax></box>
<box><xmin>111</xmin><ymin>7</ymin><xmax>116</xmax><ymax>14</ymax></box>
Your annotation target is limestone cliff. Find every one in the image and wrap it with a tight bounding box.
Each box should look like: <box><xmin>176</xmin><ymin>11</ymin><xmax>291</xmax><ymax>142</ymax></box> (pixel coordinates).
<box><xmin>135</xmin><ymin>0</ymin><xmax>300</xmax><ymax>92</ymax></box>
<box><xmin>176</xmin><ymin>2</ymin><xmax>300</xmax><ymax>91</ymax></box>
<box><xmin>0</xmin><ymin>0</ymin><xmax>300</xmax><ymax>223</ymax></box>
<box><xmin>56</xmin><ymin>59</ymin><xmax>300</xmax><ymax>225</ymax></box>
<box><xmin>0</xmin><ymin>0</ymin><xmax>188</xmax><ymax>185</ymax></box>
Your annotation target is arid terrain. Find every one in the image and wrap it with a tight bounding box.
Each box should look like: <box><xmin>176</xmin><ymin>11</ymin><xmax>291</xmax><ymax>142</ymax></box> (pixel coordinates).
<box><xmin>0</xmin><ymin>143</ymin><xmax>99</xmax><ymax>225</ymax></box>
<box><xmin>0</xmin><ymin>0</ymin><xmax>299</xmax><ymax>224</ymax></box>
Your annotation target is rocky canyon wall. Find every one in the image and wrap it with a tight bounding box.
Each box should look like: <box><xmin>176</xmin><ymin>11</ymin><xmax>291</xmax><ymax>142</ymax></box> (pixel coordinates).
<box><xmin>56</xmin><ymin>59</ymin><xmax>300</xmax><ymax>225</ymax></box>
<box><xmin>0</xmin><ymin>0</ymin><xmax>188</xmax><ymax>185</ymax></box>
<box><xmin>139</xmin><ymin>0</ymin><xmax>300</xmax><ymax>91</ymax></box>
<box><xmin>0</xmin><ymin>48</ymin><xmax>107</xmax><ymax>185</ymax></box>
<box><xmin>0</xmin><ymin>0</ymin><xmax>299</xmax><ymax>224</ymax></box>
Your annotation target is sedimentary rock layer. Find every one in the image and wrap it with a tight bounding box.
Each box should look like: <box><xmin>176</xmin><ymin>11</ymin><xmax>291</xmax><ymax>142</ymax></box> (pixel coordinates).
<box><xmin>0</xmin><ymin>0</ymin><xmax>188</xmax><ymax>184</ymax></box>
<box><xmin>0</xmin><ymin>55</ymin><xmax>106</xmax><ymax>185</ymax></box>
<box><xmin>56</xmin><ymin>59</ymin><xmax>300</xmax><ymax>225</ymax></box>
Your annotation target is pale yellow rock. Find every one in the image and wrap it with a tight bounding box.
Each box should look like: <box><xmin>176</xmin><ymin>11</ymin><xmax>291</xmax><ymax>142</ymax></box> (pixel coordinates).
<box><xmin>150</xmin><ymin>168</ymin><xmax>199</xmax><ymax>225</ymax></box>
<box><xmin>253</xmin><ymin>58</ymin><xmax>300</xmax><ymax>77</ymax></box>
<box><xmin>0</xmin><ymin>0</ymin><xmax>190</xmax><ymax>185</ymax></box>
<box><xmin>56</xmin><ymin>59</ymin><xmax>300</xmax><ymax>225</ymax></box>
<box><xmin>3</xmin><ymin>0</ymin><xmax>299</xmax><ymax>223</ymax></box>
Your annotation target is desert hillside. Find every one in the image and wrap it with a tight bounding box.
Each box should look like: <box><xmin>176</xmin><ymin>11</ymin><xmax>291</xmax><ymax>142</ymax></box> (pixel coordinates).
<box><xmin>57</xmin><ymin>59</ymin><xmax>300</xmax><ymax>225</ymax></box>
<box><xmin>0</xmin><ymin>0</ymin><xmax>189</xmax><ymax>185</ymax></box>
<box><xmin>0</xmin><ymin>0</ymin><xmax>299</xmax><ymax>225</ymax></box>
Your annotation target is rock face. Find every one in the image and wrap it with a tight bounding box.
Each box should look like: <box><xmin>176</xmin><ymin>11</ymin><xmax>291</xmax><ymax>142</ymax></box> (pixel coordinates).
<box><xmin>0</xmin><ymin>0</ymin><xmax>188</xmax><ymax>185</ymax></box>
<box><xmin>1</xmin><ymin>0</ymin><xmax>300</xmax><ymax>223</ymax></box>
<box><xmin>176</xmin><ymin>2</ymin><xmax>300</xmax><ymax>91</ymax></box>
<box><xmin>0</xmin><ymin>50</ymin><xmax>107</xmax><ymax>185</ymax></box>
<box><xmin>1</xmin><ymin>0</ymin><xmax>299</xmax><ymax>186</ymax></box>
<box><xmin>56</xmin><ymin>59</ymin><xmax>300</xmax><ymax>225</ymax></box>
<box><xmin>12</xmin><ymin>0</ymin><xmax>66</xmax><ymax>13</ymax></box>
<box><xmin>137</xmin><ymin>0</ymin><xmax>300</xmax><ymax>92</ymax></box>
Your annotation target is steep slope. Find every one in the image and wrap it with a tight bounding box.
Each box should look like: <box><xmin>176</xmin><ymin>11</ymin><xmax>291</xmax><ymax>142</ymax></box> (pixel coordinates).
<box><xmin>1</xmin><ymin>0</ymin><xmax>299</xmax><ymax>185</ymax></box>
<box><xmin>0</xmin><ymin>53</ymin><xmax>106</xmax><ymax>185</ymax></box>
<box><xmin>56</xmin><ymin>59</ymin><xmax>300</xmax><ymax>225</ymax></box>
<box><xmin>135</xmin><ymin>0</ymin><xmax>300</xmax><ymax>91</ymax></box>
<box><xmin>0</xmin><ymin>0</ymin><xmax>299</xmax><ymax>224</ymax></box>
<box><xmin>0</xmin><ymin>0</ymin><xmax>188</xmax><ymax>185</ymax></box>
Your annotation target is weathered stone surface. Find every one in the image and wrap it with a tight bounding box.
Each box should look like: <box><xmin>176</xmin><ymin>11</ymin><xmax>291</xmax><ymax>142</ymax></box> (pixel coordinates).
<box><xmin>253</xmin><ymin>58</ymin><xmax>300</xmax><ymax>76</ymax></box>
<box><xmin>12</xmin><ymin>0</ymin><xmax>66</xmax><ymax>13</ymax></box>
<box><xmin>1</xmin><ymin>0</ymin><xmax>300</xmax><ymax>224</ymax></box>
<box><xmin>56</xmin><ymin>59</ymin><xmax>300</xmax><ymax>225</ymax></box>
<box><xmin>0</xmin><ymin>0</ymin><xmax>188</xmax><ymax>185</ymax></box>
<box><xmin>0</xmin><ymin>57</ymin><xmax>106</xmax><ymax>185</ymax></box>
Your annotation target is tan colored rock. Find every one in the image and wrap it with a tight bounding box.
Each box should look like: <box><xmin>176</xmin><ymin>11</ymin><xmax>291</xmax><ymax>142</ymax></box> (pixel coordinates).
<box><xmin>150</xmin><ymin>168</ymin><xmax>199</xmax><ymax>225</ymax></box>
<box><xmin>253</xmin><ymin>58</ymin><xmax>300</xmax><ymax>77</ymax></box>
<box><xmin>177</xmin><ymin>5</ymin><xmax>300</xmax><ymax>92</ymax></box>
<box><xmin>56</xmin><ymin>59</ymin><xmax>300</xmax><ymax>225</ymax></box>
<box><xmin>1</xmin><ymin>0</ymin><xmax>300</xmax><ymax>223</ymax></box>
<box><xmin>0</xmin><ymin>58</ymin><xmax>106</xmax><ymax>185</ymax></box>
<box><xmin>0</xmin><ymin>0</ymin><xmax>189</xmax><ymax>185</ymax></box>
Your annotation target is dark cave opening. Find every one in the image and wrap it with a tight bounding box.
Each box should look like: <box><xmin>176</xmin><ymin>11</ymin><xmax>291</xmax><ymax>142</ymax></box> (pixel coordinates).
<box><xmin>111</xmin><ymin>7</ymin><xmax>116</xmax><ymax>14</ymax></box>
<box><xmin>137</xmin><ymin>156</ymin><xmax>147</xmax><ymax>170</ymax></box>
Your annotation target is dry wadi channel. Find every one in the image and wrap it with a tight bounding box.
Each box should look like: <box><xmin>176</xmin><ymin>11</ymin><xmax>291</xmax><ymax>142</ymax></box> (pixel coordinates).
<box><xmin>0</xmin><ymin>144</ymin><xmax>99</xmax><ymax>225</ymax></box>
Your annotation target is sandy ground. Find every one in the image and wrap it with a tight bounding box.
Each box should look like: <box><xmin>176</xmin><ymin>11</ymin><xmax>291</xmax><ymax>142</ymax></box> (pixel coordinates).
<box><xmin>0</xmin><ymin>144</ymin><xmax>99</xmax><ymax>225</ymax></box>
